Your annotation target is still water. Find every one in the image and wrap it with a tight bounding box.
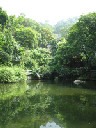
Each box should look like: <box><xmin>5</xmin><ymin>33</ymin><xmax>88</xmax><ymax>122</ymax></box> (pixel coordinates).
<box><xmin>0</xmin><ymin>80</ymin><xmax>96</xmax><ymax>128</ymax></box>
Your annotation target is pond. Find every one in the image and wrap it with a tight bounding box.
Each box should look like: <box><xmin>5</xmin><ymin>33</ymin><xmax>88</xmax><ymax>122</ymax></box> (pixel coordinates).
<box><xmin>0</xmin><ymin>80</ymin><xmax>96</xmax><ymax>128</ymax></box>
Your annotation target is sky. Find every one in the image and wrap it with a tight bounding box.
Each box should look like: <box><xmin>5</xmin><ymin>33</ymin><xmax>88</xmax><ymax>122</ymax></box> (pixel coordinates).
<box><xmin>0</xmin><ymin>0</ymin><xmax>96</xmax><ymax>25</ymax></box>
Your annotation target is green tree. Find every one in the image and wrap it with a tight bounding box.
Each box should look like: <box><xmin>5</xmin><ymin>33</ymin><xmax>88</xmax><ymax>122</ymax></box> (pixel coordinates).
<box><xmin>0</xmin><ymin>7</ymin><xmax>8</xmax><ymax>30</ymax></box>
<box><xmin>24</xmin><ymin>48</ymin><xmax>52</xmax><ymax>78</ymax></box>
<box><xmin>14</xmin><ymin>27</ymin><xmax>39</xmax><ymax>49</ymax></box>
<box><xmin>0</xmin><ymin>24</ymin><xmax>17</xmax><ymax>65</ymax></box>
<box><xmin>51</xmin><ymin>39</ymin><xmax>72</xmax><ymax>77</ymax></box>
<box><xmin>67</xmin><ymin>13</ymin><xmax>96</xmax><ymax>69</ymax></box>
<box><xmin>39</xmin><ymin>27</ymin><xmax>55</xmax><ymax>48</ymax></box>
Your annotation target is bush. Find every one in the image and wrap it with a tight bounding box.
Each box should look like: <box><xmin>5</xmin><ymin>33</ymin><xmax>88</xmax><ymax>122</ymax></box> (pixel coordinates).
<box><xmin>0</xmin><ymin>66</ymin><xmax>26</xmax><ymax>83</ymax></box>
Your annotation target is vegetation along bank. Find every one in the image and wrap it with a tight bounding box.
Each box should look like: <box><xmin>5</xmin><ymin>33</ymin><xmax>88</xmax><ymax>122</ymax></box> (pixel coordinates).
<box><xmin>0</xmin><ymin>7</ymin><xmax>96</xmax><ymax>82</ymax></box>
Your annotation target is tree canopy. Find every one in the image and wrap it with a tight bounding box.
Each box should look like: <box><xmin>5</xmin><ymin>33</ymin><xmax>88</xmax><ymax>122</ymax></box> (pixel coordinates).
<box><xmin>0</xmin><ymin>7</ymin><xmax>96</xmax><ymax>80</ymax></box>
<box><xmin>0</xmin><ymin>7</ymin><xmax>8</xmax><ymax>30</ymax></box>
<box><xmin>67</xmin><ymin>13</ymin><xmax>96</xmax><ymax>68</ymax></box>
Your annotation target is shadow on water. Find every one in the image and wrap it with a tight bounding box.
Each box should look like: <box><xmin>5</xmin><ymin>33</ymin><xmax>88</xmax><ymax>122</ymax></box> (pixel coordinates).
<box><xmin>0</xmin><ymin>80</ymin><xmax>96</xmax><ymax>128</ymax></box>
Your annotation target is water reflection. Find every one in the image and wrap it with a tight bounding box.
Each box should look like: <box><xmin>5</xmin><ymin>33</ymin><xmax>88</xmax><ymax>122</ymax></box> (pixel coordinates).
<box><xmin>0</xmin><ymin>81</ymin><xmax>96</xmax><ymax>128</ymax></box>
<box><xmin>0</xmin><ymin>82</ymin><xmax>27</xmax><ymax>100</ymax></box>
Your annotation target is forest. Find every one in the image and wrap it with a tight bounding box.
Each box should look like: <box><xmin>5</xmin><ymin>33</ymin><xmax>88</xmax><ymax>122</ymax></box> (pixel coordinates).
<box><xmin>0</xmin><ymin>7</ymin><xmax>96</xmax><ymax>82</ymax></box>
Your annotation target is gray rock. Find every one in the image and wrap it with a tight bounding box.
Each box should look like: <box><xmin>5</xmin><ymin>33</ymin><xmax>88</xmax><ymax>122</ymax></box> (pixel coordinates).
<box><xmin>40</xmin><ymin>122</ymin><xmax>62</xmax><ymax>128</ymax></box>
<box><xmin>73</xmin><ymin>80</ymin><xmax>86</xmax><ymax>85</ymax></box>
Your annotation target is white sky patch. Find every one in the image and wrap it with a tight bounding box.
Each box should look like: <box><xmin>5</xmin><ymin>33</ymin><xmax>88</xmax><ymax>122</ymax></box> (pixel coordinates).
<box><xmin>0</xmin><ymin>0</ymin><xmax>96</xmax><ymax>24</ymax></box>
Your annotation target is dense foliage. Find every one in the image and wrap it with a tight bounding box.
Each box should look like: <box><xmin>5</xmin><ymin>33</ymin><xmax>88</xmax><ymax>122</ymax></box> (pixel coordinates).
<box><xmin>0</xmin><ymin>7</ymin><xmax>96</xmax><ymax>81</ymax></box>
<box><xmin>51</xmin><ymin>13</ymin><xmax>96</xmax><ymax>80</ymax></box>
<box><xmin>0</xmin><ymin>67</ymin><xmax>26</xmax><ymax>83</ymax></box>
<box><xmin>67</xmin><ymin>13</ymin><xmax>96</xmax><ymax>69</ymax></box>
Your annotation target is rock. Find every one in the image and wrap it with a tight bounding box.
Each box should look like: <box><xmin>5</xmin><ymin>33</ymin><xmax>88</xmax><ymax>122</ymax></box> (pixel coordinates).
<box><xmin>73</xmin><ymin>80</ymin><xmax>86</xmax><ymax>85</ymax></box>
<box><xmin>40</xmin><ymin>122</ymin><xmax>61</xmax><ymax>128</ymax></box>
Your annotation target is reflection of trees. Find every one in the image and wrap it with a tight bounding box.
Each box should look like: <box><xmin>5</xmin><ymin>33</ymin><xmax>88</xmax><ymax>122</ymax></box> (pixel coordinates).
<box><xmin>52</xmin><ymin>95</ymin><xmax>96</xmax><ymax>128</ymax></box>
<box><xmin>0</xmin><ymin>82</ymin><xmax>27</xmax><ymax>100</ymax></box>
<box><xmin>0</xmin><ymin>82</ymin><xmax>53</xmax><ymax>127</ymax></box>
<box><xmin>0</xmin><ymin>82</ymin><xmax>96</xmax><ymax>128</ymax></box>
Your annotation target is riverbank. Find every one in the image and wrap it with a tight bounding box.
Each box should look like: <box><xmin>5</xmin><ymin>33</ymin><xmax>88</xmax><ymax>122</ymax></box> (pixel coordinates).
<box><xmin>0</xmin><ymin>66</ymin><xmax>96</xmax><ymax>83</ymax></box>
